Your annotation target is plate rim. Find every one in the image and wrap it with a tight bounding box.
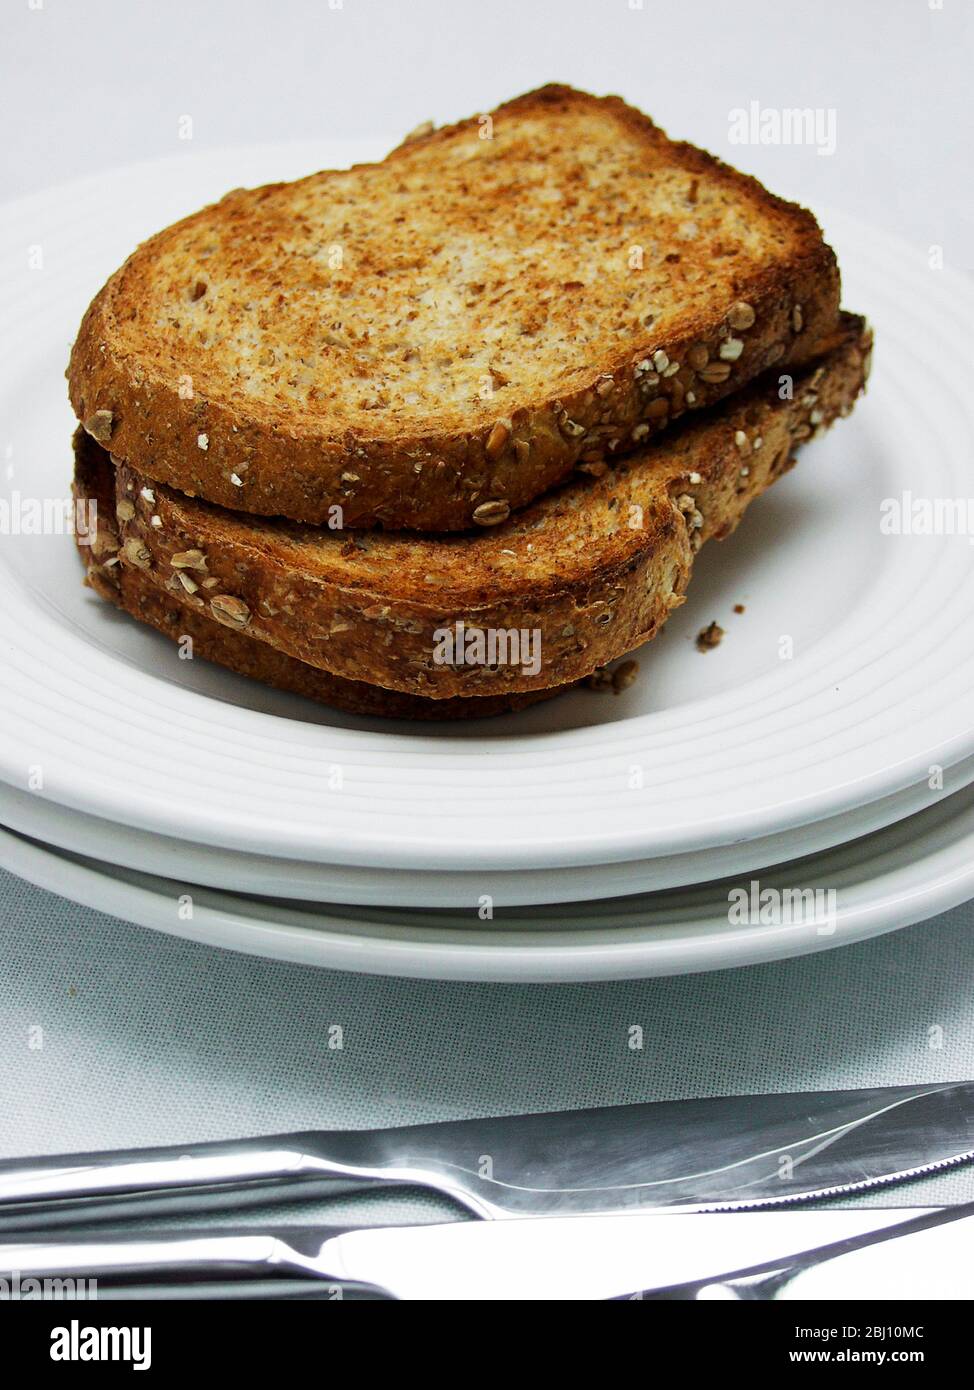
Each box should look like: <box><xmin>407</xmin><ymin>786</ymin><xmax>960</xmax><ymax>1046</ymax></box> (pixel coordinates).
<box><xmin>2</xmin><ymin>751</ymin><xmax>973</xmax><ymax>909</ymax></box>
<box><xmin>1</xmin><ymin>780</ymin><xmax>973</xmax><ymax>981</ymax></box>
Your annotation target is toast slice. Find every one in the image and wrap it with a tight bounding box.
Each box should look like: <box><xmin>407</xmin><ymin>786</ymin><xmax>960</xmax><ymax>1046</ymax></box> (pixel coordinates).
<box><xmin>74</xmin><ymin>445</ymin><xmax>566</xmax><ymax>721</ymax></box>
<box><xmin>89</xmin><ymin>314</ymin><xmax>871</xmax><ymax>700</ymax></box>
<box><xmin>69</xmin><ymin>84</ymin><xmax>841</xmax><ymax>532</ymax></box>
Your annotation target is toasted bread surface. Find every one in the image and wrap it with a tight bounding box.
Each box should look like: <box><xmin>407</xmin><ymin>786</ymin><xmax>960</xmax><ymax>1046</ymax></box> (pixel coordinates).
<box><xmin>94</xmin><ymin>315</ymin><xmax>871</xmax><ymax>698</ymax></box>
<box><xmin>73</xmin><ymin>447</ymin><xmax>566</xmax><ymax>720</ymax></box>
<box><xmin>69</xmin><ymin>85</ymin><xmax>840</xmax><ymax>531</ymax></box>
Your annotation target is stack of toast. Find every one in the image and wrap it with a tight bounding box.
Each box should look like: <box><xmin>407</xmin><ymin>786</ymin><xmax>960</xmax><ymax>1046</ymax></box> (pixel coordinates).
<box><xmin>69</xmin><ymin>85</ymin><xmax>871</xmax><ymax>720</ymax></box>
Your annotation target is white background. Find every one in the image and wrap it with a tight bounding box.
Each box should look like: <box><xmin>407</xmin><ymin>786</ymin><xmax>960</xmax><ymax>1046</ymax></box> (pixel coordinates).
<box><xmin>3</xmin><ymin>0</ymin><xmax>972</xmax><ymax>267</ymax></box>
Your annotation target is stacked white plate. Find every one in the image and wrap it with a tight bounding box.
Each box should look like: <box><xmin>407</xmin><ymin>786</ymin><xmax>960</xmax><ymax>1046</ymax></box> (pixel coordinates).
<box><xmin>2</xmin><ymin>142</ymin><xmax>973</xmax><ymax>981</ymax></box>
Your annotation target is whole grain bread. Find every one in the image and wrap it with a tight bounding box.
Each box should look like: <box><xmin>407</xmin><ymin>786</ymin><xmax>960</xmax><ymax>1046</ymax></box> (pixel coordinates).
<box><xmin>68</xmin><ymin>84</ymin><xmax>841</xmax><ymax>532</ymax></box>
<box><xmin>90</xmin><ymin>314</ymin><xmax>871</xmax><ymax>699</ymax></box>
<box><xmin>74</xmin><ymin>445</ymin><xmax>566</xmax><ymax>720</ymax></box>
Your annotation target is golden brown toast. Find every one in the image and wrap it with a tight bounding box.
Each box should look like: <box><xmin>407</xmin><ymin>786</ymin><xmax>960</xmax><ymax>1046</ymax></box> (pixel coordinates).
<box><xmin>74</xmin><ymin>445</ymin><xmax>566</xmax><ymax>721</ymax></box>
<box><xmin>69</xmin><ymin>84</ymin><xmax>841</xmax><ymax>532</ymax></box>
<box><xmin>87</xmin><ymin>314</ymin><xmax>871</xmax><ymax>700</ymax></box>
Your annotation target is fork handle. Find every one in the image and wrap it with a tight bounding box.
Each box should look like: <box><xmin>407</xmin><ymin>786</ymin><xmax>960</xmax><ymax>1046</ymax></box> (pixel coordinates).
<box><xmin>0</xmin><ymin>1231</ymin><xmax>367</xmax><ymax>1294</ymax></box>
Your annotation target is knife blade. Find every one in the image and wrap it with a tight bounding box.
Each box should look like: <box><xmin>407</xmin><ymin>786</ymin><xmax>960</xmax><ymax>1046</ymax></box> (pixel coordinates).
<box><xmin>1</xmin><ymin>1207</ymin><xmax>951</xmax><ymax>1301</ymax></box>
<box><xmin>1</xmin><ymin>1080</ymin><xmax>971</xmax><ymax>1227</ymax></box>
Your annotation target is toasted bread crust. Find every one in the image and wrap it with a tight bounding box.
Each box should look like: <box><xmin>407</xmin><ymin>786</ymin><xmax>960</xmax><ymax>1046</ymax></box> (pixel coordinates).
<box><xmin>73</xmin><ymin>448</ymin><xmax>565</xmax><ymax>720</ymax></box>
<box><xmin>93</xmin><ymin>316</ymin><xmax>870</xmax><ymax>698</ymax></box>
<box><xmin>68</xmin><ymin>84</ymin><xmax>840</xmax><ymax>531</ymax></box>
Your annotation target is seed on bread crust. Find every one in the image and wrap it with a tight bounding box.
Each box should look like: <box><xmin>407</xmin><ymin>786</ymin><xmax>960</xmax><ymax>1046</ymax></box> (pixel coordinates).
<box><xmin>485</xmin><ymin>419</ymin><xmax>512</xmax><ymax>459</ymax></box>
<box><xmin>472</xmin><ymin>499</ymin><xmax>511</xmax><ymax>527</ymax></box>
<box><xmin>84</xmin><ymin>410</ymin><xmax>114</xmax><ymax>444</ymax></box>
<box><xmin>116</xmin><ymin>499</ymin><xmax>136</xmax><ymax>521</ymax></box>
<box><xmin>698</xmin><ymin>361</ymin><xmax>732</xmax><ymax>384</ymax></box>
<box><xmin>210</xmin><ymin>594</ymin><xmax>251</xmax><ymax>628</ymax></box>
<box><xmin>792</xmin><ymin>304</ymin><xmax>804</xmax><ymax>332</ymax></box>
<box><xmin>719</xmin><ymin>338</ymin><xmax>744</xmax><ymax>362</ymax></box>
<box><xmin>170</xmin><ymin>548</ymin><xmax>208</xmax><ymax>570</ymax></box>
<box><xmin>122</xmin><ymin>537</ymin><xmax>151</xmax><ymax>570</ymax></box>
<box><xmin>687</xmin><ymin>343</ymin><xmax>710</xmax><ymax>371</ymax></box>
<box><xmin>727</xmin><ymin>301</ymin><xmax>756</xmax><ymax>330</ymax></box>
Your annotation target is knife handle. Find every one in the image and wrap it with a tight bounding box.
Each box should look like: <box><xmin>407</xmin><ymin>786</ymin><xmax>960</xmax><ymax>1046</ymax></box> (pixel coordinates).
<box><xmin>0</xmin><ymin>1230</ymin><xmax>382</xmax><ymax>1298</ymax></box>
<box><xmin>0</xmin><ymin>1134</ymin><xmax>384</xmax><ymax>1230</ymax></box>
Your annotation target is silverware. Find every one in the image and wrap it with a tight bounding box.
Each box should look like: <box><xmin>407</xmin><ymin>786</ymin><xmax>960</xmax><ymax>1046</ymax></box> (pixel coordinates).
<box><xmin>1</xmin><ymin>1080</ymin><xmax>971</xmax><ymax>1228</ymax></box>
<box><xmin>719</xmin><ymin>1210</ymin><xmax>974</xmax><ymax>1301</ymax></box>
<box><xmin>2</xmin><ymin>1206</ymin><xmax>968</xmax><ymax>1301</ymax></box>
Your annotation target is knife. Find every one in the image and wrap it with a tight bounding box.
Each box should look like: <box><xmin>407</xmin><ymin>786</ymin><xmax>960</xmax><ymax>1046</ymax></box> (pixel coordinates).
<box><xmin>775</xmin><ymin>1209</ymin><xmax>974</xmax><ymax>1300</ymax></box>
<box><xmin>2</xmin><ymin>1206</ymin><xmax>969</xmax><ymax>1301</ymax></box>
<box><xmin>1</xmin><ymin>1081</ymin><xmax>971</xmax><ymax>1229</ymax></box>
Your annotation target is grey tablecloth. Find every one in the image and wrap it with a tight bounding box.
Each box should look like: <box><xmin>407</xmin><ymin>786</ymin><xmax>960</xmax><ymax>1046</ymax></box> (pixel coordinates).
<box><xmin>1</xmin><ymin>866</ymin><xmax>972</xmax><ymax>1224</ymax></box>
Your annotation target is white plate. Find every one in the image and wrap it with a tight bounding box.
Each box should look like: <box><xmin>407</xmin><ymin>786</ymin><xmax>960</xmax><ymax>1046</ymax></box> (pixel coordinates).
<box><xmin>1</xmin><ymin>142</ymin><xmax>973</xmax><ymax>871</ymax></box>
<box><xmin>2</xmin><ymin>781</ymin><xmax>974</xmax><ymax>982</ymax></box>
<box><xmin>1</xmin><ymin>759</ymin><xmax>972</xmax><ymax>908</ymax></box>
